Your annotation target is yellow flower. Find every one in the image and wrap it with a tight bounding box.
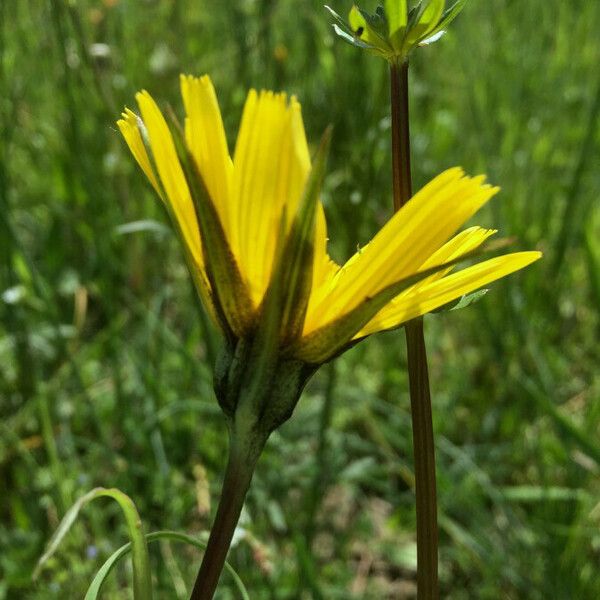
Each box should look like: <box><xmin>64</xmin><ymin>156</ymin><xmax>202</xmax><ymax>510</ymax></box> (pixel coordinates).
<box><xmin>326</xmin><ymin>0</ymin><xmax>467</xmax><ymax>63</ymax></box>
<box><xmin>117</xmin><ymin>74</ymin><xmax>540</xmax><ymax>367</ymax></box>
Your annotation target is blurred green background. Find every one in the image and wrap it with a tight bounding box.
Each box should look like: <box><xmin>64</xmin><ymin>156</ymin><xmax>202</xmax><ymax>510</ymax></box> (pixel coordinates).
<box><xmin>1</xmin><ymin>0</ymin><xmax>599</xmax><ymax>598</ymax></box>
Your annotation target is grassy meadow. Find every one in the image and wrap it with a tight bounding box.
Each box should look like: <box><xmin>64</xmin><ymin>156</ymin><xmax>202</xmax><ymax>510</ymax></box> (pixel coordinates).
<box><xmin>1</xmin><ymin>0</ymin><xmax>599</xmax><ymax>598</ymax></box>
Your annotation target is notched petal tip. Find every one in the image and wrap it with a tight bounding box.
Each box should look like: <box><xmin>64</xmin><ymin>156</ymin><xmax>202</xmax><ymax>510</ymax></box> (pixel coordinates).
<box><xmin>117</xmin><ymin>108</ymin><xmax>140</xmax><ymax>133</ymax></box>
<box><xmin>456</xmin><ymin>170</ymin><xmax>500</xmax><ymax>200</ymax></box>
<box><xmin>441</xmin><ymin>165</ymin><xmax>465</xmax><ymax>180</ymax></box>
<box><xmin>118</xmin><ymin>107</ymin><xmax>135</xmax><ymax>121</ymax></box>
<box><xmin>136</xmin><ymin>89</ymin><xmax>150</xmax><ymax>102</ymax></box>
<box><xmin>117</xmin><ymin>105</ymin><xmax>163</xmax><ymax>197</ymax></box>
<box><xmin>180</xmin><ymin>72</ymin><xmax>213</xmax><ymax>91</ymax></box>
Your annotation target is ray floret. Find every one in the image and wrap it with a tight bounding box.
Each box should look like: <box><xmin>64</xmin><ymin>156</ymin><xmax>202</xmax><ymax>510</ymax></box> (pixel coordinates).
<box><xmin>117</xmin><ymin>74</ymin><xmax>541</xmax><ymax>369</ymax></box>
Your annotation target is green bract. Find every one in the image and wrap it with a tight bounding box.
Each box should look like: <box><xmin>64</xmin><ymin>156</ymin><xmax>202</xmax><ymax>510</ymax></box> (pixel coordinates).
<box><xmin>325</xmin><ymin>0</ymin><xmax>467</xmax><ymax>62</ymax></box>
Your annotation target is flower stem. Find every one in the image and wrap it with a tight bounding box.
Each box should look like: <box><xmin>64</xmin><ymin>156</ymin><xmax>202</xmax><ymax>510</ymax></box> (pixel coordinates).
<box><xmin>390</xmin><ymin>59</ymin><xmax>439</xmax><ymax>599</ymax></box>
<box><xmin>189</xmin><ymin>425</ymin><xmax>265</xmax><ymax>600</ymax></box>
<box><xmin>390</xmin><ymin>61</ymin><xmax>412</xmax><ymax>211</ymax></box>
<box><xmin>405</xmin><ymin>317</ymin><xmax>439</xmax><ymax>599</ymax></box>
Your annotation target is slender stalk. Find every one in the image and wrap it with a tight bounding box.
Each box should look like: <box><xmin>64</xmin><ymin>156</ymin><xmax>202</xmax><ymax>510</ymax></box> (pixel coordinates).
<box><xmin>38</xmin><ymin>395</ymin><xmax>70</xmax><ymax>512</ymax></box>
<box><xmin>553</xmin><ymin>72</ymin><xmax>600</xmax><ymax>272</ymax></box>
<box><xmin>390</xmin><ymin>60</ymin><xmax>439</xmax><ymax>599</ymax></box>
<box><xmin>190</xmin><ymin>425</ymin><xmax>266</xmax><ymax>600</ymax></box>
<box><xmin>405</xmin><ymin>318</ymin><xmax>438</xmax><ymax>598</ymax></box>
<box><xmin>390</xmin><ymin>61</ymin><xmax>412</xmax><ymax>211</ymax></box>
<box><xmin>304</xmin><ymin>361</ymin><xmax>337</xmax><ymax>544</ymax></box>
<box><xmin>104</xmin><ymin>489</ymin><xmax>154</xmax><ymax>600</ymax></box>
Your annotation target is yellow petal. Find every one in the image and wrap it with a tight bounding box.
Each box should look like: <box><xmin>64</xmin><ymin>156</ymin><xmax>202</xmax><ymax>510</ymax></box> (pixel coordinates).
<box><xmin>357</xmin><ymin>251</ymin><xmax>542</xmax><ymax>336</ymax></box>
<box><xmin>358</xmin><ymin>226</ymin><xmax>496</xmax><ymax>336</ymax></box>
<box><xmin>119</xmin><ymin>95</ymin><xmax>217</xmax><ymax>326</ymax></box>
<box><xmin>117</xmin><ymin>108</ymin><xmax>162</xmax><ymax>195</ymax></box>
<box><xmin>303</xmin><ymin>168</ymin><xmax>499</xmax><ymax>333</ymax></box>
<box><xmin>410</xmin><ymin>226</ymin><xmax>497</xmax><ymax>289</ymax></box>
<box><xmin>180</xmin><ymin>74</ymin><xmax>233</xmax><ymax>238</ymax></box>
<box><xmin>135</xmin><ymin>90</ymin><xmax>203</xmax><ymax>267</ymax></box>
<box><xmin>232</xmin><ymin>90</ymin><xmax>311</xmax><ymax>306</ymax></box>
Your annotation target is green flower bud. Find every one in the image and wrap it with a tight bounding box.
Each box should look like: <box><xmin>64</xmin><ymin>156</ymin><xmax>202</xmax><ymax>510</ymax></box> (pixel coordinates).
<box><xmin>326</xmin><ymin>0</ymin><xmax>467</xmax><ymax>63</ymax></box>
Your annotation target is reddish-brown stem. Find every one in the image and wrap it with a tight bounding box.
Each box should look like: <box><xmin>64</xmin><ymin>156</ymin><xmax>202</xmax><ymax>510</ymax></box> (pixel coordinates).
<box><xmin>189</xmin><ymin>429</ymin><xmax>265</xmax><ymax>600</ymax></box>
<box><xmin>390</xmin><ymin>59</ymin><xmax>439</xmax><ymax>600</ymax></box>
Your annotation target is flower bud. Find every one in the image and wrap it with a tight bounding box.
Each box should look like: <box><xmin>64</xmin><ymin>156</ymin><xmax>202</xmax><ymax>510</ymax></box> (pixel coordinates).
<box><xmin>326</xmin><ymin>0</ymin><xmax>467</xmax><ymax>63</ymax></box>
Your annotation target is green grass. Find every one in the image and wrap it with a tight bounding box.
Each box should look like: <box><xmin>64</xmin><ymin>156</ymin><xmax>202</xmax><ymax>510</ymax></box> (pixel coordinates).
<box><xmin>1</xmin><ymin>0</ymin><xmax>599</xmax><ymax>598</ymax></box>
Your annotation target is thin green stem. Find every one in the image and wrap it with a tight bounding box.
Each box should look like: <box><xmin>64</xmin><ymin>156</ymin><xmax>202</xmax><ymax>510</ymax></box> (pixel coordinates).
<box><xmin>390</xmin><ymin>60</ymin><xmax>439</xmax><ymax>599</ymax></box>
<box><xmin>37</xmin><ymin>395</ymin><xmax>70</xmax><ymax>512</ymax></box>
<box><xmin>105</xmin><ymin>489</ymin><xmax>153</xmax><ymax>600</ymax></box>
<box><xmin>36</xmin><ymin>487</ymin><xmax>153</xmax><ymax>599</ymax></box>
<box><xmin>189</xmin><ymin>424</ymin><xmax>266</xmax><ymax>600</ymax></box>
<box><xmin>553</xmin><ymin>71</ymin><xmax>600</xmax><ymax>272</ymax></box>
<box><xmin>291</xmin><ymin>531</ymin><xmax>324</xmax><ymax>600</ymax></box>
<box><xmin>304</xmin><ymin>361</ymin><xmax>337</xmax><ymax>544</ymax></box>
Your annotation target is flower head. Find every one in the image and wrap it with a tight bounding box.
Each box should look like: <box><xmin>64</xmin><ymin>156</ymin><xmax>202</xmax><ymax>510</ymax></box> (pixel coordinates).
<box><xmin>326</xmin><ymin>0</ymin><xmax>467</xmax><ymax>63</ymax></box>
<box><xmin>117</xmin><ymin>75</ymin><xmax>540</xmax><ymax>430</ymax></box>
